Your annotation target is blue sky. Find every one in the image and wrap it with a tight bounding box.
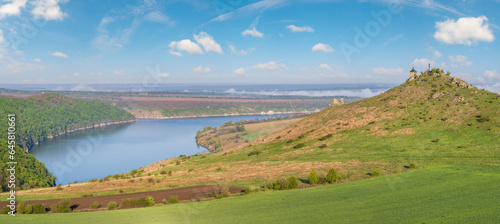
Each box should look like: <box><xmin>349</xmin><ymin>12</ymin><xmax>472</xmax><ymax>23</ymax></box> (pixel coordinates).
<box><xmin>0</xmin><ymin>0</ymin><xmax>499</xmax><ymax>91</ymax></box>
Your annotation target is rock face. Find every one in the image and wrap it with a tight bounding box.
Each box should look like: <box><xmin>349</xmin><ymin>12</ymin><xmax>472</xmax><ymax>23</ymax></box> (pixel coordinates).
<box><xmin>132</xmin><ymin>110</ymin><xmax>163</xmax><ymax>118</ymax></box>
<box><xmin>329</xmin><ymin>98</ymin><xmax>344</xmax><ymax>107</ymax></box>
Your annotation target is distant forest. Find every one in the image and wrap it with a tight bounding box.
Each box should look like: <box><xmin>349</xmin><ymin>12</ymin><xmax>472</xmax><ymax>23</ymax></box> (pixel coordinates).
<box><xmin>0</xmin><ymin>93</ymin><xmax>135</xmax><ymax>191</ymax></box>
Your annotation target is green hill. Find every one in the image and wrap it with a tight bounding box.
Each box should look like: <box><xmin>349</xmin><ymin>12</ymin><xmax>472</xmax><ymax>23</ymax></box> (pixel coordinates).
<box><xmin>0</xmin><ymin>93</ymin><xmax>135</xmax><ymax>191</ymax></box>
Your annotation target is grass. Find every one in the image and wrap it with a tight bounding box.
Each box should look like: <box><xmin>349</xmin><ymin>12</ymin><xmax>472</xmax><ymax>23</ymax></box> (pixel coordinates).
<box><xmin>1</xmin><ymin>164</ymin><xmax>498</xmax><ymax>223</ymax></box>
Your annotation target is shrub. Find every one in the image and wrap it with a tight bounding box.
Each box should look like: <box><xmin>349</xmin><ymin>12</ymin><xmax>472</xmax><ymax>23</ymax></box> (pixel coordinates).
<box><xmin>147</xmin><ymin>178</ymin><xmax>154</xmax><ymax>183</ymax></box>
<box><xmin>319</xmin><ymin>134</ymin><xmax>333</xmax><ymax>141</ymax></box>
<box><xmin>235</xmin><ymin>125</ymin><xmax>245</xmax><ymax>131</ymax></box>
<box><xmin>286</xmin><ymin>176</ymin><xmax>300</xmax><ymax>189</ymax></box>
<box><xmin>91</xmin><ymin>202</ymin><xmax>100</xmax><ymax>209</ymax></box>
<box><xmin>248</xmin><ymin>150</ymin><xmax>260</xmax><ymax>156</ymax></box>
<box><xmin>168</xmin><ymin>171</ymin><xmax>173</xmax><ymax>176</ymax></box>
<box><xmin>162</xmin><ymin>199</ymin><xmax>168</xmax><ymax>204</ymax></box>
<box><xmin>51</xmin><ymin>199</ymin><xmax>72</xmax><ymax>213</ymax></box>
<box><xmin>215</xmin><ymin>194</ymin><xmax>224</xmax><ymax>199</ymax></box>
<box><xmin>107</xmin><ymin>201</ymin><xmax>118</xmax><ymax>210</ymax></box>
<box><xmin>119</xmin><ymin>190</ymin><xmax>124</xmax><ymax>193</ymax></box>
<box><xmin>294</xmin><ymin>143</ymin><xmax>305</xmax><ymax>149</ymax></box>
<box><xmin>286</xmin><ymin>139</ymin><xmax>294</xmax><ymax>143</ymax></box>
<box><xmin>431</xmin><ymin>138</ymin><xmax>440</xmax><ymax>143</ymax></box>
<box><xmin>120</xmin><ymin>198</ymin><xmax>150</xmax><ymax>208</ymax></box>
<box><xmin>308</xmin><ymin>170</ymin><xmax>319</xmax><ymax>184</ymax></box>
<box><xmin>244</xmin><ymin>187</ymin><xmax>252</xmax><ymax>194</ymax></box>
<box><xmin>169</xmin><ymin>196</ymin><xmax>179</xmax><ymax>204</ymax></box>
<box><xmin>56</xmin><ymin>185</ymin><xmax>63</xmax><ymax>191</ymax></box>
<box><xmin>372</xmin><ymin>170</ymin><xmax>381</xmax><ymax>176</ymax></box>
<box><xmin>1</xmin><ymin>206</ymin><xmax>10</xmax><ymax>214</ymax></box>
<box><xmin>221</xmin><ymin>187</ymin><xmax>230</xmax><ymax>197</ymax></box>
<box><xmin>176</xmin><ymin>160</ymin><xmax>181</xmax><ymax>165</ymax></box>
<box><xmin>210</xmin><ymin>191</ymin><xmax>217</xmax><ymax>198</ymax></box>
<box><xmin>197</xmin><ymin>197</ymin><xmax>202</xmax><ymax>202</ymax></box>
<box><xmin>25</xmin><ymin>204</ymin><xmax>33</xmax><ymax>214</ymax></box>
<box><xmin>147</xmin><ymin>196</ymin><xmax>155</xmax><ymax>206</ymax></box>
<box><xmin>409</xmin><ymin>163</ymin><xmax>417</xmax><ymax>168</ymax></box>
<box><xmin>31</xmin><ymin>203</ymin><xmax>46</xmax><ymax>214</ymax></box>
<box><xmin>160</xmin><ymin>170</ymin><xmax>167</xmax><ymax>175</ymax></box>
<box><xmin>17</xmin><ymin>201</ymin><xmax>26</xmax><ymax>214</ymax></box>
<box><xmin>319</xmin><ymin>144</ymin><xmax>327</xmax><ymax>149</ymax></box>
<box><xmin>325</xmin><ymin>168</ymin><xmax>339</xmax><ymax>183</ymax></box>
<box><xmin>217</xmin><ymin>167</ymin><xmax>222</xmax><ymax>171</ymax></box>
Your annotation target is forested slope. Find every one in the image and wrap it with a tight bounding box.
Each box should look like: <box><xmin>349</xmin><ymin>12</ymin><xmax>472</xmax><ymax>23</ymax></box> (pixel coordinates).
<box><xmin>0</xmin><ymin>93</ymin><xmax>135</xmax><ymax>191</ymax></box>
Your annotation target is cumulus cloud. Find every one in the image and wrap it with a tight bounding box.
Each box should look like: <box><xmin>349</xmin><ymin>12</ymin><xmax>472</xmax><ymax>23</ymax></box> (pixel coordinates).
<box><xmin>253</xmin><ymin>61</ymin><xmax>286</xmax><ymax>70</ymax></box>
<box><xmin>318</xmin><ymin>63</ymin><xmax>333</xmax><ymax>71</ymax></box>
<box><xmin>476</xmin><ymin>82</ymin><xmax>500</xmax><ymax>94</ymax></box>
<box><xmin>372</xmin><ymin>67</ymin><xmax>404</xmax><ymax>76</ymax></box>
<box><xmin>286</xmin><ymin>24</ymin><xmax>314</xmax><ymax>33</ymax></box>
<box><xmin>49</xmin><ymin>51</ymin><xmax>68</xmax><ymax>58</ymax></box>
<box><xmin>73</xmin><ymin>72</ymin><xmax>82</xmax><ymax>77</ymax></box>
<box><xmin>33</xmin><ymin>58</ymin><xmax>41</xmax><ymax>62</ymax></box>
<box><xmin>242</xmin><ymin>28</ymin><xmax>264</xmax><ymax>38</ymax></box>
<box><xmin>193</xmin><ymin>31</ymin><xmax>222</xmax><ymax>54</ymax></box>
<box><xmin>449</xmin><ymin>55</ymin><xmax>472</xmax><ymax>66</ymax></box>
<box><xmin>168</xmin><ymin>39</ymin><xmax>203</xmax><ymax>56</ymax></box>
<box><xmin>483</xmin><ymin>70</ymin><xmax>500</xmax><ymax>81</ymax></box>
<box><xmin>233</xmin><ymin>67</ymin><xmax>246</xmax><ymax>76</ymax></box>
<box><xmin>0</xmin><ymin>0</ymin><xmax>27</xmax><ymax>19</ymax></box>
<box><xmin>434</xmin><ymin>16</ymin><xmax>494</xmax><ymax>45</ymax></box>
<box><xmin>227</xmin><ymin>43</ymin><xmax>248</xmax><ymax>56</ymax></box>
<box><xmin>31</xmin><ymin>0</ymin><xmax>66</xmax><ymax>20</ymax></box>
<box><xmin>312</xmin><ymin>43</ymin><xmax>334</xmax><ymax>53</ymax></box>
<box><xmin>114</xmin><ymin>70</ymin><xmax>125</xmax><ymax>75</ymax></box>
<box><xmin>412</xmin><ymin>58</ymin><xmax>434</xmax><ymax>67</ymax></box>
<box><xmin>242</xmin><ymin>16</ymin><xmax>264</xmax><ymax>38</ymax></box>
<box><xmin>192</xmin><ymin>66</ymin><xmax>211</xmax><ymax>73</ymax></box>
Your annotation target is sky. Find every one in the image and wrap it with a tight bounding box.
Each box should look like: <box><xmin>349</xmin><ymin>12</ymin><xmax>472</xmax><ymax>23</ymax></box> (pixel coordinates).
<box><xmin>0</xmin><ymin>0</ymin><xmax>499</xmax><ymax>91</ymax></box>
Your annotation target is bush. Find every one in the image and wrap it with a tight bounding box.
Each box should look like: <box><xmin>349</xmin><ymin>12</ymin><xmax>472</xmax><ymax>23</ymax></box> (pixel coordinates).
<box><xmin>25</xmin><ymin>204</ymin><xmax>33</xmax><ymax>214</ymax></box>
<box><xmin>409</xmin><ymin>163</ymin><xmax>416</xmax><ymax>168</ymax></box>
<box><xmin>286</xmin><ymin>176</ymin><xmax>300</xmax><ymax>189</ymax></box>
<box><xmin>91</xmin><ymin>202</ymin><xmax>100</xmax><ymax>209</ymax></box>
<box><xmin>319</xmin><ymin>144</ymin><xmax>327</xmax><ymax>149</ymax></box>
<box><xmin>294</xmin><ymin>143</ymin><xmax>305</xmax><ymax>149</ymax></box>
<box><xmin>1</xmin><ymin>206</ymin><xmax>10</xmax><ymax>214</ymax></box>
<box><xmin>215</xmin><ymin>194</ymin><xmax>223</xmax><ymax>199</ymax></box>
<box><xmin>31</xmin><ymin>203</ymin><xmax>46</xmax><ymax>214</ymax></box>
<box><xmin>248</xmin><ymin>150</ymin><xmax>260</xmax><ymax>156</ymax></box>
<box><xmin>235</xmin><ymin>125</ymin><xmax>245</xmax><ymax>131</ymax></box>
<box><xmin>372</xmin><ymin>170</ymin><xmax>381</xmax><ymax>176</ymax></box>
<box><xmin>56</xmin><ymin>185</ymin><xmax>63</xmax><ymax>191</ymax></box>
<box><xmin>217</xmin><ymin>167</ymin><xmax>222</xmax><ymax>171</ymax></box>
<box><xmin>286</xmin><ymin>139</ymin><xmax>294</xmax><ymax>143</ymax></box>
<box><xmin>221</xmin><ymin>187</ymin><xmax>230</xmax><ymax>197</ymax></box>
<box><xmin>325</xmin><ymin>168</ymin><xmax>339</xmax><ymax>183</ymax></box>
<box><xmin>244</xmin><ymin>187</ymin><xmax>252</xmax><ymax>194</ymax></box>
<box><xmin>147</xmin><ymin>196</ymin><xmax>155</xmax><ymax>206</ymax></box>
<box><xmin>120</xmin><ymin>198</ymin><xmax>150</xmax><ymax>208</ymax></box>
<box><xmin>162</xmin><ymin>199</ymin><xmax>168</xmax><ymax>204</ymax></box>
<box><xmin>52</xmin><ymin>199</ymin><xmax>72</xmax><ymax>213</ymax></box>
<box><xmin>17</xmin><ymin>201</ymin><xmax>26</xmax><ymax>214</ymax></box>
<box><xmin>107</xmin><ymin>201</ymin><xmax>118</xmax><ymax>210</ymax></box>
<box><xmin>160</xmin><ymin>170</ymin><xmax>167</xmax><ymax>175</ymax></box>
<box><xmin>319</xmin><ymin>134</ymin><xmax>333</xmax><ymax>141</ymax></box>
<box><xmin>169</xmin><ymin>196</ymin><xmax>179</xmax><ymax>204</ymax></box>
<box><xmin>309</xmin><ymin>170</ymin><xmax>319</xmax><ymax>184</ymax></box>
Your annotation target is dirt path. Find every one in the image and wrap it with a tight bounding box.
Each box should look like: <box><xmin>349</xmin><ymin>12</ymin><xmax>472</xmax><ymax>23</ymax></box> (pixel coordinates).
<box><xmin>1</xmin><ymin>185</ymin><xmax>244</xmax><ymax>212</ymax></box>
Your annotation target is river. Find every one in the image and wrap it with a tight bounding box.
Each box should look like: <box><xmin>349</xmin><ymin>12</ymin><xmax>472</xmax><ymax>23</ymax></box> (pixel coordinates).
<box><xmin>30</xmin><ymin>115</ymin><xmax>285</xmax><ymax>185</ymax></box>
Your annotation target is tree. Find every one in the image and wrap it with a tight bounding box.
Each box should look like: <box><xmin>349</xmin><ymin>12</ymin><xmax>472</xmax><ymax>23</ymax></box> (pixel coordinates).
<box><xmin>325</xmin><ymin>168</ymin><xmax>339</xmax><ymax>183</ymax></box>
<box><xmin>308</xmin><ymin>170</ymin><xmax>319</xmax><ymax>184</ymax></box>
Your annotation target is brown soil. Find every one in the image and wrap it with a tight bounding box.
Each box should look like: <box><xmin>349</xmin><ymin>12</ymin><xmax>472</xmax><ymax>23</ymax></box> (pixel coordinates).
<box><xmin>0</xmin><ymin>185</ymin><xmax>243</xmax><ymax>212</ymax></box>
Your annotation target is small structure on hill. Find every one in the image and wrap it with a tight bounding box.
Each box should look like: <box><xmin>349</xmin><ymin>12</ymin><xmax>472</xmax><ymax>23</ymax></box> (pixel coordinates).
<box><xmin>407</xmin><ymin>67</ymin><xmax>418</xmax><ymax>82</ymax></box>
<box><xmin>329</xmin><ymin>98</ymin><xmax>344</xmax><ymax>107</ymax></box>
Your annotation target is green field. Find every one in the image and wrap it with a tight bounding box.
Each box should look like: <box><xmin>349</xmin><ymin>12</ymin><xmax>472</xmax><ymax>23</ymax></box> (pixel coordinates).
<box><xmin>2</xmin><ymin>164</ymin><xmax>498</xmax><ymax>223</ymax></box>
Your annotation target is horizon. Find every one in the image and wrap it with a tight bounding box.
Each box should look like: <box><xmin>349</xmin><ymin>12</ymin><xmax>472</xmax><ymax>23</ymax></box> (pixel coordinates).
<box><xmin>0</xmin><ymin>0</ymin><xmax>498</xmax><ymax>94</ymax></box>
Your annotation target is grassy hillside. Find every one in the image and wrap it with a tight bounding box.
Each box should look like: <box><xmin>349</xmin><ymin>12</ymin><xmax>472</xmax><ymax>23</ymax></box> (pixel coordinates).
<box><xmin>2</xmin><ymin>71</ymin><xmax>498</xmax><ymax>202</ymax></box>
<box><xmin>1</xmin><ymin>164</ymin><xmax>498</xmax><ymax>223</ymax></box>
<box><xmin>0</xmin><ymin>93</ymin><xmax>135</xmax><ymax>192</ymax></box>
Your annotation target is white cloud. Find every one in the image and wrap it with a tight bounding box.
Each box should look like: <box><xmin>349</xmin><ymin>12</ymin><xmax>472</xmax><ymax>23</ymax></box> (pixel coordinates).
<box><xmin>372</xmin><ymin>67</ymin><xmax>404</xmax><ymax>76</ymax></box>
<box><xmin>412</xmin><ymin>58</ymin><xmax>434</xmax><ymax>67</ymax></box>
<box><xmin>434</xmin><ymin>16</ymin><xmax>494</xmax><ymax>45</ymax></box>
<box><xmin>114</xmin><ymin>70</ymin><xmax>125</xmax><ymax>75</ymax></box>
<box><xmin>483</xmin><ymin>70</ymin><xmax>500</xmax><ymax>80</ymax></box>
<box><xmin>193</xmin><ymin>32</ymin><xmax>222</xmax><ymax>54</ymax></box>
<box><xmin>192</xmin><ymin>66</ymin><xmax>211</xmax><ymax>73</ymax></box>
<box><xmin>73</xmin><ymin>72</ymin><xmax>82</xmax><ymax>77</ymax></box>
<box><xmin>33</xmin><ymin>58</ymin><xmax>42</xmax><ymax>63</ymax></box>
<box><xmin>318</xmin><ymin>63</ymin><xmax>333</xmax><ymax>71</ymax></box>
<box><xmin>58</xmin><ymin>75</ymin><xmax>69</xmax><ymax>80</ymax></box>
<box><xmin>428</xmin><ymin>46</ymin><xmax>442</xmax><ymax>58</ymax></box>
<box><xmin>242</xmin><ymin>16</ymin><xmax>264</xmax><ymax>38</ymax></box>
<box><xmin>0</xmin><ymin>0</ymin><xmax>27</xmax><ymax>19</ymax></box>
<box><xmin>31</xmin><ymin>0</ymin><xmax>66</xmax><ymax>20</ymax></box>
<box><xmin>227</xmin><ymin>43</ymin><xmax>248</xmax><ymax>56</ymax></box>
<box><xmin>157</xmin><ymin>72</ymin><xmax>171</xmax><ymax>78</ymax></box>
<box><xmin>286</xmin><ymin>24</ymin><xmax>314</xmax><ymax>33</ymax></box>
<box><xmin>144</xmin><ymin>11</ymin><xmax>171</xmax><ymax>23</ymax></box>
<box><xmin>49</xmin><ymin>51</ymin><xmax>68</xmax><ymax>58</ymax></box>
<box><xmin>449</xmin><ymin>55</ymin><xmax>472</xmax><ymax>66</ymax></box>
<box><xmin>242</xmin><ymin>28</ymin><xmax>264</xmax><ymax>38</ymax></box>
<box><xmin>253</xmin><ymin>61</ymin><xmax>286</xmax><ymax>70</ymax></box>
<box><xmin>234</xmin><ymin>67</ymin><xmax>246</xmax><ymax>76</ymax></box>
<box><xmin>168</xmin><ymin>39</ymin><xmax>203</xmax><ymax>56</ymax></box>
<box><xmin>312</xmin><ymin>43</ymin><xmax>334</xmax><ymax>53</ymax></box>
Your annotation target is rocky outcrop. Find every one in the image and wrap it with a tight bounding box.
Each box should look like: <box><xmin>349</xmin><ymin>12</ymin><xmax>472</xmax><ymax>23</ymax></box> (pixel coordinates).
<box><xmin>329</xmin><ymin>98</ymin><xmax>344</xmax><ymax>107</ymax></box>
<box><xmin>131</xmin><ymin>110</ymin><xmax>164</xmax><ymax>118</ymax></box>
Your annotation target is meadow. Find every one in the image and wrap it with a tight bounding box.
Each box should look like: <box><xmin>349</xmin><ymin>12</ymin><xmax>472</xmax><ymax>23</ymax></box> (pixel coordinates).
<box><xmin>1</xmin><ymin>164</ymin><xmax>498</xmax><ymax>223</ymax></box>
